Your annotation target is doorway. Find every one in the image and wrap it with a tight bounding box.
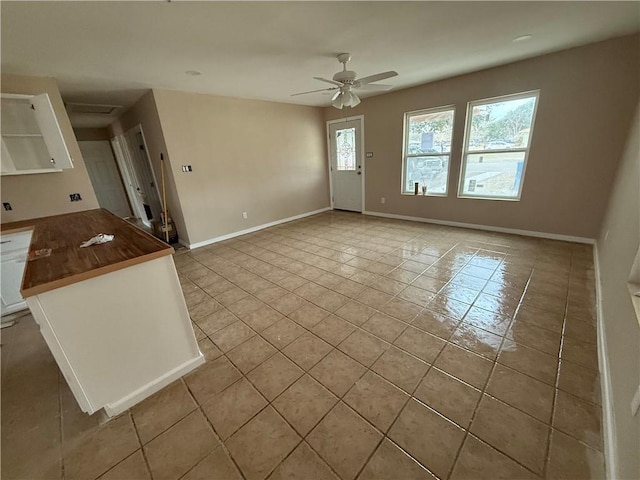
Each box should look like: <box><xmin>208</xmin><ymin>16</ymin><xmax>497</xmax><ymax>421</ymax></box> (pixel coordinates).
<box><xmin>327</xmin><ymin>116</ymin><xmax>364</xmax><ymax>212</ymax></box>
<box><xmin>79</xmin><ymin>140</ymin><xmax>132</xmax><ymax>219</ymax></box>
<box><xmin>110</xmin><ymin>125</ymin><xmax>163</xmax><ymax>228</ymax></box>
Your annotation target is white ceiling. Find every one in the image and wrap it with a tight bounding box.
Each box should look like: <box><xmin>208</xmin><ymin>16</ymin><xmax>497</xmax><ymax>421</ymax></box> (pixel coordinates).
<box><xmin>2</xmin><ymin>1</ymin><xmax>639</xmax><ymax>128</ymax></box>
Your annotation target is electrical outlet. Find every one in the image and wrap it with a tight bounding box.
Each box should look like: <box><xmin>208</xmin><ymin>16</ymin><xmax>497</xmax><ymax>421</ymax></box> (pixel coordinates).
<box><xmin>631</xmin><ymin>384</ymin><xmax>640</xmax><ymax>417</ymax></box>
<box><xmin>181</xmin><ymin>165</ymin><xmax>193</xmax><ymax>172</ymax></box>
<box><xmin>381</xmin><ymin>197</ymin><xmax>385</xmax><ymax>204</ymax></box>
<box><xmin>2</xmin><ymin>202</ymin><xmax>12</xmax><ymax>211</ymax></box>
<box><xmin>242</xmin><ymin>211</ymin><xmax>248</xmax><ymax>219</ymax></box>
<box><xmin>69</xmin><ymin>193</ymin><xmax>82</xmax><ymax>202</ymax></box>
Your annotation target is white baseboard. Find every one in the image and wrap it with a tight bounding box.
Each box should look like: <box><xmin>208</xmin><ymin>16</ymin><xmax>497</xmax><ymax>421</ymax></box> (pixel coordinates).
<box><xmin>187</xmin><ymin>207</ymin><xmax>332</xmax><ymax>250</ymax></box>
<box><xmin>103</xmin><ymin>354</ymin><xmax>205</xmax><ymax>417</ymax></box>
<box><xmin>362</xmin><ymin>210</ymin><xmax>595</xmax><ymax>244</ymax></box>
<box><xmin>593</xmin><ymin>243</ymin><xmax>617</xmax><ymax>480</ymax></box>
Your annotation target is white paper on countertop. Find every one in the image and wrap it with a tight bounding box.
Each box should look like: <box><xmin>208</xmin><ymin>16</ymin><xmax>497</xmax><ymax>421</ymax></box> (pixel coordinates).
<box><xmin>80</xmin><ymin>233</ymin><xmax>115</xmax><ymax>248</ymax></box>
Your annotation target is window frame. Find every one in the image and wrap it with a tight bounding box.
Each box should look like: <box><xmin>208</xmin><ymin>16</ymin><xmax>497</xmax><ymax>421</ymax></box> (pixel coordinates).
<box><xmin>401</xmin><ymin>105</ymin><xmax>455</xmax><ymax>197</ymax></box>
<box><xmin>457</xmin><ymin>90</ymin><xmax>540</xmax><ymax>201</ymax></box>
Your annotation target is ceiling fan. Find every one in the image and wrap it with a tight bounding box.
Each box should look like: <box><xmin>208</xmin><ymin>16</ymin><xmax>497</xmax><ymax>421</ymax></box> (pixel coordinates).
<box><xmin>292</xmin><ymin>53</ymin><xmax>398</xmax><ymax>109</ymax></box>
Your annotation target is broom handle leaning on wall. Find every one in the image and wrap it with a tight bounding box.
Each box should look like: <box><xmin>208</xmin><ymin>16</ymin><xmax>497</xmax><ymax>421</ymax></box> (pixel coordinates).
<box><xmin>160</xmin><ymin>153</ymin><xmax>169</xmax><ymax>243</ymax></box>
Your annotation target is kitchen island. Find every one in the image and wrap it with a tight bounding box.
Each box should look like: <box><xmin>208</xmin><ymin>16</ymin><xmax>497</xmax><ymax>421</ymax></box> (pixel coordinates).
<box><xmin>1</xmin><ymin>209</ymin><xmax>203</xmax><ymax>416</ymax></box>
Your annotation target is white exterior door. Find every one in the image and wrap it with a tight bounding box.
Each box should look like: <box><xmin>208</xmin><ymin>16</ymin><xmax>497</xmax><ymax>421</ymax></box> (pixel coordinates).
<box><xmin>79</xmin><ymin>141</ymin><xmax>132</xmax><ymax>218</ymax></box>
<box><xmin>329</xmin><ymin>118</ymin><xmax>363</xmax><ymax>212</ymax></box>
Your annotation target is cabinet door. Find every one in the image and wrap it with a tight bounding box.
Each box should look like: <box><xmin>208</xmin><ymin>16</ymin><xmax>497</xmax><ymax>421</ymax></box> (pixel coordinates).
<box><xmin>30</xmin><ymin>94</ymin><xmax>74</xmax><ymax>170</ymax></box>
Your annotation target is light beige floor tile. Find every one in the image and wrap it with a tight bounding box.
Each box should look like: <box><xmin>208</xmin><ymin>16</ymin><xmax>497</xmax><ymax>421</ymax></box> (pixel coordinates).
<box><xmin>182</xmin><ymin>447</ymin><xmax>243</xmax><ymax>480</ymax></box>
<box><xmin>269</xmin><ymin>293</ymin><xmax>308</xmax><ymax>315</ymax></box>
<box><xmin>294</xmin><ymin>281</ymin><xmax>330</xmax><ymax>300</ymax></box>
<box><xmin>269</xmin><ymin>442</ymin><xmax>338</xmax><ymax>480</ymax></box>
<box><xmin>287</xmin><ymin>302</ymin><xmax>330</xmax><ymax>328</ymax></box>
<box><xmin>272</xmin><ymin>375</ymin><xmax>338</xmax><ymax>436</ymax></box>
<box><xmin>338</xmin><ymin>330</ymin><xmax>389</xmax><ymax>367</ymax></box>
<box><xmin>209</xmin><ymin>321</ymin><xmax>256</xmax><ymax>352</ymax></box>
<box><xmin>561</xmin><ymin>337</ymin><xmax>599</xmax><ymax>372</ymax></box>
<box><xmin>307</xmin><ymin>402</ymin><xmax>383</xmax><ymax>480</ymax></box>
<box><xmin>98</xmin><ymin>450</ymin><xmax>151</xmax><ymax>480</ymax></box>
<box><xmin>358</xmin><ymin>439</ymin><xmax>435</xmax><ymax>480</ymax></box>
<box><xmin>439</xmin><ymin>284</ymin><xmax>481</xmax><ymax>306</ymax></box>
<box><xmin>486</xmin><ymin>364</ymin><xmax>555</xmax><ymax>423</ymax></box>
<box><xmin>344</xmin><ymin>371</ymin><xmax>409</xmax><ymax>432</ymax></box>
<box><xmin>557</xmin><ymin>360</ymin><xmax>601</xmax><ymax>405</ymax></box>
<box><xmin>547</xmin><ymin>429</ymin><xmax>605</xmax><ymax>480</ymax></box>
<box><xmin>242</xmin><ymin>305</ymin><xmax>284</xmax><ymax>332</ymax></box>
<box><xmin>310</xmin><ymin>349</ymin><xmax>366</xmax><ymax>397</ymax></box>
<box><xmin>411</xmin><ymin>309</ymin><xmax>460</xmax><ymax>340</ymax></box>
<box><xmin>226</xmin><ymin>335</ymin><xmax>278</xmax><ymax>374</ymax></box>
<box><xmin>312</xmin><ymin>315</ymin><xmax>356</xmax><ymax>345</ymax></box>
<box><xmin>507</xmin><ymin>319</ymin><xmax>562</xmax><ymax>356</ymax></box>
<box><xmin>498</xmin><ymin>341</ymin><xmax>558</xmax><ymax>386</ymax></box>
<box><xmin>470</xmin><ymin>395</ymin><xmax>549</xmax><ymax>475</ymax></box>
<box><xmin>131</xmin><ymin>380</ymin><xmax>197</xmax><ymax>444</ymax></box>
<box><xmin>312</xmin><ymin>290</ymin><xmax>350</xmax><ymax>312</ymax></box>
<box><xmin>393</xmin><ymin>326</ymin><xmax>445</xmax><ymax>363</ymax></box>
<box><xmin>281</xmin><ymin>332</ymin><xmax>333</xmax><ymax>371</ymax></box>
<box><xmin>388</xmin><ymin>399</ymin><xmax>465</xmax><ymax>479</ymax></box>
<box><xmin>414</xmin><ymin>368</ymin><xmax>481</xmax><ymax>428</ymax></box>
<box><xmin>196</xmin><ymin>309</ymin><xmax>239</xmax><ymax>336</ymax></box>
<box><xmin>184</xmin><ymin>356</ymin><xmax>242</xmax><ymax>404</ymax></box>
<box><xmin>449</xmin><ymin>323</ymin><xmax>504</xmax><ymax>360</ymax></box>
<box><xmin>201</xmin><ymin>378</ymin><xmax>267</xmax><ymax>439</ymax></box>
<box><xmin>144</xmin><ymin>410</ymin><xmax>219</xmax><ymax>480</ymax></box>
<box><xmin>247</xmin><ymin>353</ymin><xmax>304</xmax><ymax>401</ymax></box>
<box><xmin>462</xmin><ymin>306</ymin><xmax>511</xmax><ymax>336</ymax></box>
<box><xmin>425</xmin><ymin>295</ymin><xmax>471</xmax><ymax>321</ymax></box>
<box><xmin>362</xmin><ymin>313</ymin><xmax>408</xmax><ymax>342</ymax></box>
<box><xmin>397</xmin><ymin>285</ymin><xmax>437</xmax><ymax>307</ymax></box>
<box><xmin>553</xmin><ymin>390</ymin><xmax>602</xmax><ymax>451</ymax></box>
<box><xmin>64</xmin><ymin>413</ymin><xmax>139</xmax><ymax>480</ymax></box>
<box><xmin>189</xmin><ymin>297</ymin><xmax>224</xmax><ymax>321</ymax></box>
<box><xmin>381</xmin><ymin>298</ymin><xmax>423</xmax><ymax>322</ymax></box>
<box><xmin>261</xmin><ymin>318</ymin><xmax>306</xmax><ymax>349</ymax></box>
<box><xmin>335</xmin><ymin>301</ymin><xmax>377</xmax><ymax>326</ymax></box>
<box><xmin>449</xmin><ymin>435</ymin><xmax>538</xmax><ymax>480</ymax></box>
<box><xmin>371</xmin><ymin>347</ymin><xmax>429</xmax><ymax>393</ymax></box>
<box><xmin>356</xmin><ymin>287</ymin><xmax>393</xmax><ymax>309</ymax></box>
<box><xmin>198</xmin><ymin>337</ymin><xmax>223</xmax><ymax>361</ymax></box>
<box><xmin>226</xmin><ymin>407</ymin><xmax>300</xmax><ymax>480</ymax></box>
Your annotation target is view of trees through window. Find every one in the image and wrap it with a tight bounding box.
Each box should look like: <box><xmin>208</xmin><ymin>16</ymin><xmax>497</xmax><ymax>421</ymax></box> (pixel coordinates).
<box><xmin>461</xmin><ymin>93</ymin><xmax>538</xmax><ymax>199</ymax></box>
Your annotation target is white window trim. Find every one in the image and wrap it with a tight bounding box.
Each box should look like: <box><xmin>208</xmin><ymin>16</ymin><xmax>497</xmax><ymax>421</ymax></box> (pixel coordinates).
<box><xmin>401</xmin><ymin>105</ymin><xmax>455</xmax><ymax>197</ymax></box>
<box><xmin>457</xmin><ymin>90</ymin><xmax>540</xmax><ymax>201</ymax></box>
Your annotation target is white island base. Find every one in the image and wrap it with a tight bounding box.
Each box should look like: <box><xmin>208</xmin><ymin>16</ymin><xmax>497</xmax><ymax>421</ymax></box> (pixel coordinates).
<box><xmin>26</xmin><ymin>254</ymin><xmax>203</xmax><ymax>417</ymax></box>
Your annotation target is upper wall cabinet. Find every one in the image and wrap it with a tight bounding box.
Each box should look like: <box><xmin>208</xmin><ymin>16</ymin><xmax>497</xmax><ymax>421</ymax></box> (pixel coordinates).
<box><xmin>1</xmin><ymin>93</ymin><xmax>74</xmax><ymax>175</ymax></box>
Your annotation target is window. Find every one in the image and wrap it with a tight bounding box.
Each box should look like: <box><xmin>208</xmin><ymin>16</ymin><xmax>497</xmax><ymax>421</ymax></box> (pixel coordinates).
<box><xmin>459</xmin><ymin>91</ymin><xmax>539</xmax><ymax>200</ymax></box>
<box><xmin>402</xmin><ymin>106</ymin><xmax>454</xmax><ymax>195</ymax></box>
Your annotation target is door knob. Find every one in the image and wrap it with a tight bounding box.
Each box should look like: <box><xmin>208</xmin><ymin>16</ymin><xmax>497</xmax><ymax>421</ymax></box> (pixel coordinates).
<box><xmin>357</xmin><ymin>172</ymin><xmax>361</xmax><ymax>175</ymax></box>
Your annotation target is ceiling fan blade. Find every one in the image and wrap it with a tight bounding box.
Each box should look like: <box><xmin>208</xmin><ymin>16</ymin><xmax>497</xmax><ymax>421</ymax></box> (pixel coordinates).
<box><xmin>356</xmin><ymin>71</ymin><xmax>398</xmax><ymax>85</ymax></box>
<box><xmin>354</xmin><ymin>83</ymin><xmax>393</xmax><ymax>91</ymax></box>
<box><xmin>291</xmin><ymin>87</ymin><xmax>338</xmax><ymax>97</ymax></box>
<box><xmin>314</xmin><ymin>76</ymin><xmax>342</xmax><ymax>86</ymax></box>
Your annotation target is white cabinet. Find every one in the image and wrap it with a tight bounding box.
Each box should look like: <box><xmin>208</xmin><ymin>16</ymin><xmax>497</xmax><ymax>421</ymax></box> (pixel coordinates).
<box><xmin>1</xmin><ymin>93</ymin><xmax>74</xmax><ymax>175</ymax></box>
<box><xmin>0</xmin><ymin>230</ymin><xmax>32</xmax><ymax>316</ymax></box>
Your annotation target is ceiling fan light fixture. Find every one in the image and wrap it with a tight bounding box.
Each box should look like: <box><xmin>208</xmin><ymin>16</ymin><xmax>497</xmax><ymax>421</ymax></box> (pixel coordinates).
<box><xmin>332</xmin><ymin>95</ymin><xmax>344</xmax><ymax>109</ymax></box>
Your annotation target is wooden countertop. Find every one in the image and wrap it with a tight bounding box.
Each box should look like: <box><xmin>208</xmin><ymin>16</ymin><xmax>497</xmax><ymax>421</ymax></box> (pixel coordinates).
<box><xmin>1</xmin><ymin>209</ymin><xmax>173</xmax><ymax>297</ymax></box>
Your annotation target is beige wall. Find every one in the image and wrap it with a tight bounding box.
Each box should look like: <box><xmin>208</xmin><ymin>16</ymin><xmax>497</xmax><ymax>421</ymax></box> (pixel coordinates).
<box><xmin>152</xmin><ymin>89</ymin><xmax>329</xmax><ymax>245</ymax></box>
<box><xmin>108</xmin><ymin>91</ymin><xmax>188</xmax><ymax>242</ymax></box>
<box><xmin>596</xmin><ymin>103</ymin><xmax>640</xmax><ymax>479</ymax></box>
<box><xmin>1</xmin><ymin>75</ymin><xmax>98</xmax><ymax>223</ymax></box>
<box><xmin>325</xmin><ymin>34</ymin><xmax>639</xmax><ymax>239</ymax></box>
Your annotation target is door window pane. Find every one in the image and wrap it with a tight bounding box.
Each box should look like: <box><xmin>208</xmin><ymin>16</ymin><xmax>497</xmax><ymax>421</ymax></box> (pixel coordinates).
<box><xmin>335</xmin><ymin>127</ymin><xmax>356</xmax><ymax>171</ymax></box>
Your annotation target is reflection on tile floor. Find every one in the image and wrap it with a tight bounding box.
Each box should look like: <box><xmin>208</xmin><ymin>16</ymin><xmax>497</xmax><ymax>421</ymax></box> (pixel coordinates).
<box><xmin>1</xmin><ymin>211</ymin><xmax>605</xmax><ymax>479</ymax></box>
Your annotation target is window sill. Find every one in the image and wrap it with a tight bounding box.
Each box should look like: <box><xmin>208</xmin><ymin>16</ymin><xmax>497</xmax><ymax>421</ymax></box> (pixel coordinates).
<box><xmin>401</xmin><ymin>192</ymin><xmax>447</xmax><ymax>198</ymax></box>
<box><xmin>457</xmin><ymin>194</ymin><xmax>520</xmax><ymax>202</ymax></box>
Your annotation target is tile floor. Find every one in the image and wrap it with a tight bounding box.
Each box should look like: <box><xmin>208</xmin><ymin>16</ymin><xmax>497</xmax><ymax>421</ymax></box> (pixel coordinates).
<box><xmin>1</xmin><ymin>211</ymin><xmax>605</xmax><ymax>479</ymax></box>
